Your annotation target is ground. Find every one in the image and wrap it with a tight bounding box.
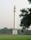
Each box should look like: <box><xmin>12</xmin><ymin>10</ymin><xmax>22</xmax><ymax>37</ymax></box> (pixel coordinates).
<box><xmin>0</xmin><ymin>34</ymin><xmax>31</xmax><ymax>40</ymax></box>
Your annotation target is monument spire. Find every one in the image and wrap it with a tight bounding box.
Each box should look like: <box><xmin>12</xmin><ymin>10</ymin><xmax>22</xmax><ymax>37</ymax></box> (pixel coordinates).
<box><xmin>14</xmin><ymin>5</ymin><xmax>16</xmax><ymax>29</ymax></box>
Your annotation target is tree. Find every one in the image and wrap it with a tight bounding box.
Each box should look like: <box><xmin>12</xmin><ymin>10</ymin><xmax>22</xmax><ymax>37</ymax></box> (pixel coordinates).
<box><xmin>19</xmin><ymin>8</ymin><xmax>31</xmax><ymax>32</ymax></box>
<box><xmin>19</xmin><ymin>0</ymin><xmax>31</xmax><ymax>32</ymax></box>
<box><xmin>28</xmin><ymin>0</ymin><xmax>31</xmax><ymax>4</ymax></box>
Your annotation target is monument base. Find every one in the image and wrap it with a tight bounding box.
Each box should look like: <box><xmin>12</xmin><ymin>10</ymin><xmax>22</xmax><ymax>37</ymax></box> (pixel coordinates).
<box><xmin>12</xmin><ymin>29</ymin><xmax>18</xmax><ymax>35</ymax></box>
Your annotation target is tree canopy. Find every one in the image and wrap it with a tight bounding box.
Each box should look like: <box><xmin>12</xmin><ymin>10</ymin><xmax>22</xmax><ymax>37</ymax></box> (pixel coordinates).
<box><xmin>28</xmin><ymin>0</ymin><xmax>31</xmax><ymax>4</ymax></box>
<box><xmin>19</xmin><ymin>8</ymin><xmax>31</xmax><ymax>32</ymax></box>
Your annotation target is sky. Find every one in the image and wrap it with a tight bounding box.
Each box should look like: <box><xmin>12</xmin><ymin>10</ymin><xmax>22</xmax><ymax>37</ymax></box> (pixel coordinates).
<box><xmin>0</xmin><ymin>0</ymin><xmax>31</xmax><ymax>29</ymax></box>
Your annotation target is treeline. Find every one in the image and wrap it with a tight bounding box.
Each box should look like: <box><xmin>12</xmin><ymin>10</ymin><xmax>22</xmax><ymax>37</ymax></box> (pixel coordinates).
<box><xmin>0</xmin><ymin>27</ymin><xmax>12</xmax><ymax>34</ymax></box>
<box><xmin>18</xmin><ymin>29</ymin><xmax>31</xmax><ymax>35</ymax></box>
<box><xmin>0</xmin><ymin>27</ymin><xmax>31</xmax><ymax>35</ymax></box>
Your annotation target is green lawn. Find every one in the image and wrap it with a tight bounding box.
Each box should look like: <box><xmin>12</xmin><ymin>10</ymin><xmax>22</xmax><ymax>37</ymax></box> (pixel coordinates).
<box><xmin>0</xmin><ymin>35</ymin><xmax>31</xmax><ymax>40</ymax></box>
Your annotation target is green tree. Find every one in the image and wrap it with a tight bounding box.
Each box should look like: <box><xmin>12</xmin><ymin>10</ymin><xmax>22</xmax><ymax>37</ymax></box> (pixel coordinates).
<box><xmin>19</xmin><ymin>0</ymin><xmax>31</xmax><ymax>32</ymax></box>
<box><xmin>19</xmin><ymin>8</ymin><xmax>31</xmax><ymax>32</ymax></box>
<box><xmin>28</xmin><ymin>0</ymin><xmax>31</xmax><ymax>4</ymax></box>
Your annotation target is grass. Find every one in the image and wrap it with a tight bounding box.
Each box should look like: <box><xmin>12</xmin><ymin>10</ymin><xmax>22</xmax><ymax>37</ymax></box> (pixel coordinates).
<box><xmin>0</xmin><ymin>35</ymin><xmax>31</xmax><ymax>40</ymax></box>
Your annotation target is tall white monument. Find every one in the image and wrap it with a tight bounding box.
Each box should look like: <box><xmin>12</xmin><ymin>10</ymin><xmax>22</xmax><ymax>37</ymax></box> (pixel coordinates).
<box><xmin>12</xmin><ymin>6</ymin><xmax>18</xmax><ymax>35</ymax></box>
